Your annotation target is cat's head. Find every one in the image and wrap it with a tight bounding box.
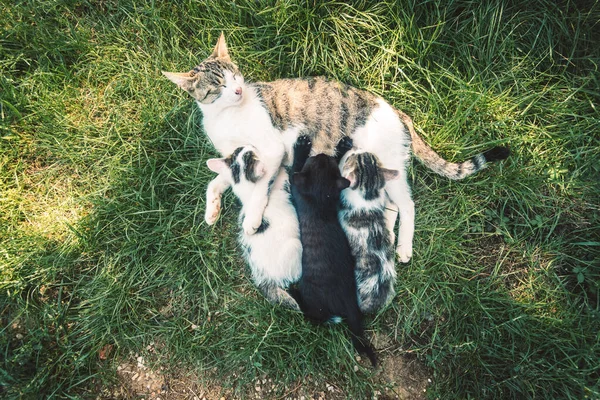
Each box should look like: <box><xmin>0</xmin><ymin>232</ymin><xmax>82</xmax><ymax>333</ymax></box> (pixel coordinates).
<box><xmin>340</xmin><ymin>151</ymin><xmax>399</xmax><ymax>200</ymax></box>
<box><xmin>162</xmin><ymin>33</ymin><xmax>245</xmax><ymax>107</ymax></box>
<box><xmin>206</xmin><ymin>145</ymin><xmax>266</xmax><ymax>186</ymax></box>
<box><xmin>292</xmin><ymin>154</ymin><xmax>350</xmax><ymax>204</ymax></box>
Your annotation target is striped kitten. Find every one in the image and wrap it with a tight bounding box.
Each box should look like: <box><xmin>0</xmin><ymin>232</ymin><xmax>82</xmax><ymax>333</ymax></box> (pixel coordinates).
<box><xmin>206</xmin><ymin>146</ymin><xmax>302</xmax><ymax>311</ymax></box>
<box><xmin>163</xmin><ymin>33</ymin><xmax>509</xmax><ymax>263</ymax></box>
<box><xmin>336</xmin><ymin>137</ymin><xmax>399</xmax><ymax>314</ymax></box>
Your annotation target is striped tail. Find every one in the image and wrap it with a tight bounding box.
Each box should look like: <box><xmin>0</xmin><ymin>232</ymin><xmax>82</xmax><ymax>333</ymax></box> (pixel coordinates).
<box><xmin>397</xmin><ymin>111</ymin><xmax>510</xmax><ymax>180</ymax></box>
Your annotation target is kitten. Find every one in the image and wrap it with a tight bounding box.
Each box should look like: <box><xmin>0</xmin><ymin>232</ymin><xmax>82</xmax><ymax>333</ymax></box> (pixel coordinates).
<box><xmin>336</xmin><ymin>137</ymin><xmax>399</xmax><ymax>314</ymax></box>
<box><xmin>288</xmin><ymin>135</ymin><xmax>377</xmax><ymax>367</ymax></box>
<box><xmin>163</xmin><ymin>33</ymin><xmax>510</xmax><ymax>262</ymax></box>
<box><xmin>206</xmin><ymin>146</ymin><xmax>302</xmax><ymax>311</ymax></box>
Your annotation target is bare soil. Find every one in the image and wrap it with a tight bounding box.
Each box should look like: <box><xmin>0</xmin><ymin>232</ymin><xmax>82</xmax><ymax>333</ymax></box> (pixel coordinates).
<box><xmin>99</xmin><ymin>335</ymin><xmax>431</xmax><ymax>400</ymax></box>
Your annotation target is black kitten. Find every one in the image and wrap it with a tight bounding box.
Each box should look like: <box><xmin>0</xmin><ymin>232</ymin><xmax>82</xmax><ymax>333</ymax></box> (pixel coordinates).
<box><xmin>289</xmin><ymin>135</ymin><xmax>377</xmax><ymax>367</ymax></box>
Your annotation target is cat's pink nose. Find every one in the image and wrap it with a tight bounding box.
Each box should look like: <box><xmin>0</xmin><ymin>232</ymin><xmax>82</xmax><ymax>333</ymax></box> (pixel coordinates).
<box><xmin>235</xmin><ymin>87</ymin><xmax>243</xmax><ymax>96</ymax></box>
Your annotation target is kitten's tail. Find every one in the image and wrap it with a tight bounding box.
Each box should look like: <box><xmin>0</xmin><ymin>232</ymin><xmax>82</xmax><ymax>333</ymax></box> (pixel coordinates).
<box><xmin>346</xmin><ymin>312</ymin><xmax>377</xmax><ymax>367</ymax></box>
<box><xmin>397</xmin><ymin>110</ymin><xmax>510</xmax><ymax>180</ymax></box>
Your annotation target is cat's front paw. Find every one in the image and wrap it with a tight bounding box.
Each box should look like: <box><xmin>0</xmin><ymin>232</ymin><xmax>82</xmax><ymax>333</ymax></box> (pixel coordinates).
<box><xmin>204</xmin><ymin>194</ymin><xmax>222</xmax><ymax>225</ymax></box>
<box><xmin>395</xmin><ymin>244</ymin><xmax>412</xmax><ymax>263</ymax></box>
<box><xmin>294</xmin><ymin>135</ymin><xmax>312</xmax><ymax>159</ymax></box>
<box><xmin>335</xmin><ymin>136</ymin><xmax>353</xmax><ymax>158</ymax></box>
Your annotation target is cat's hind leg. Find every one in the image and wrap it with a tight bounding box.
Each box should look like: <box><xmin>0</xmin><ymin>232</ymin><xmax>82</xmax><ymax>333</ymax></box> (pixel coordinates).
<box><xmin>384</xmin><ymin>179</ymin><xmax>414</xmax><ymax>263</ymax></box>
<box><xmin>384</xmin><ymin>199</ymin><xmax>398</xmax><ymax>245</ymax></box>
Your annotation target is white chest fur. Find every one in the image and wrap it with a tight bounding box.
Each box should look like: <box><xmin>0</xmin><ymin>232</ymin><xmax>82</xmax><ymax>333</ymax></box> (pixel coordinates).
<box><xmin>198</xmin><ymin>88</ymin><xmax>282</xmax><ymax>158</ymax></box>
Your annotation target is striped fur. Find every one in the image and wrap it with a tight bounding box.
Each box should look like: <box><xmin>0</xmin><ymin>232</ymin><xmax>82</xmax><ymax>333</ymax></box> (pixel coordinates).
<box><xmin>163</xmin><ymin>33</ymin><xmax>510</xmax><ymax>263</ymax></box>
<box><xmin>338</xmin><ymin>145</ymin><xmax>398</xmax><ymax>314</ymax></box>
<box><xmin>206</xmin><ymin>146</ymin><xmax>302</xmax><ymax>311</ymax></box>
<box><xmin>396</xmin><ymin>110</ymin><xmax>509</xmax><ymax>180</ymax></box>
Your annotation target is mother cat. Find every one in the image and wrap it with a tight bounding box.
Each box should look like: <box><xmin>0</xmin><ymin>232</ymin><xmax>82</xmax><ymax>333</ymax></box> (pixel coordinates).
<box><xmin>163</xmin><ymin>33</ymin><xmax>509</xmax><ymax>262</ymax></box>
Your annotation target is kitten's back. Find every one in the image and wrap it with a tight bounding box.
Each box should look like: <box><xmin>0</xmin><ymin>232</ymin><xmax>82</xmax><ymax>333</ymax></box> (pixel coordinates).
<box><xmin>339</xmin><ymin>151</ymin><xmax>398</xmax><ymax>314</ymax></box>
<box><xmin>290</xmin><ymin>141</ymin><xmax>376</xmax><ymax>366</ymax></box>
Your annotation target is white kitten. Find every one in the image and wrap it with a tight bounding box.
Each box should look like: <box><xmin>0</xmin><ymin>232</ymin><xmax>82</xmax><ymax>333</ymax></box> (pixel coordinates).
<box><xmin>207</xmin><ymin>146</ymin><xmax>302</xmax><ymax>310</ymax></box>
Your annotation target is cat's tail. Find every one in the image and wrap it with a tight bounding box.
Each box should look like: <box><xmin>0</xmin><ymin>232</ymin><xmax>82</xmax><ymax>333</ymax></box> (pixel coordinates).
<box><xmin>397</xmin><ymin>110</ymin><xmax>510</xmax><ymax>180</ymax></box>
<box><xmin>346</xmin><ymin>312</ymin><xmax>377</xmax><ymax>367</ymax></box>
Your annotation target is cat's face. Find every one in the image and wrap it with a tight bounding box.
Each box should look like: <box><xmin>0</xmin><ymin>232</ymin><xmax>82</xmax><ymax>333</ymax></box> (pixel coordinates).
<box><xmin>340</xmin><ymin>151</ymin><xmax>399</xmax><ymax>199</ymax></box>
<box><xmin>206</xmin><ymin>145</ymin><xmax>266</xmax><ymax>186</ymax></box>
<box><xmin>163</xmin><ymin>33</ymin><xmax>246</xmax><ymax>106</ymax></box>
<box><xmin>293</xmin><ymin>154</ymin><xmax>350</xmax><ymax>203</ymax></box>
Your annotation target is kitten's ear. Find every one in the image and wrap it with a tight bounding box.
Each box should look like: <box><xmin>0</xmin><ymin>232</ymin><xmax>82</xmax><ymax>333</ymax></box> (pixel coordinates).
<box><xmin>211</xmin><ymin>32</ymin><xmax>230</xmax><ymax>61</ymax></box>
<box><xmin>206</xmin><ymin>158</ymin><xmax>228</xmax><ymax>174</ymax></box>
<box><xmin>343</xmin><ymin>171</ymin><xmax>357</xmax><ymax>188</ymax></box>
<box><xmin>336</xmin><ymin>177</ymin><xmax>351</xmax><ymax>190</ymax></box>
<box><xmin>162</xmin><ymin>71</ymin><xmax>195</xmax><ymax>92</ymax></box>
<box><xmin>381</xmin><ymin>168</ymin><xmax>400</xmax><ymax>181</ymax></box>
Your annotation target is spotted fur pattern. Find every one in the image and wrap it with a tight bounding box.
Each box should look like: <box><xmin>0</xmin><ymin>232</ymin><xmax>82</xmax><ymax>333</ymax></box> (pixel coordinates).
<box><xmin>337</xmin><ymin>138</ymin><xmax>398</xmax><ymax>314</ymax></box>
<box><xmin>206</xmin><ymin>146</ymin><xmax>302</xmax><ymax>311</ymax></box>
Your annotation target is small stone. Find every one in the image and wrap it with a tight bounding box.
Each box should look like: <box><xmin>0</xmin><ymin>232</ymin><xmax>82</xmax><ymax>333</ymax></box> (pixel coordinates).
<box><xmin>428</xmin><ymin>378</ymin><xmax>432</xmax><ymax>383</ymax></box>
<box><xmin>354</xmin><ymin>365</ymin><xmax>359</xmax><ymax>372</ymax></box>
<box><xmin>355</xmin><ymin>355</ymin><xmax>361</xmax><ymax>362</ymax></box>
<box><xmin>15</xmin><ymin>333</ymin><xmax>23</xmax><ymax>340</ymax></box>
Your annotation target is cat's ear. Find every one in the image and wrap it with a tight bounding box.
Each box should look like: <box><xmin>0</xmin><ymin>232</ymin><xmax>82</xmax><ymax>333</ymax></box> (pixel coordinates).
<box><xmin>336</xmin><ymin>177</ymin><xmax>351</xmax><ymax>191</ymax></box>
<box><xmin>211</xmin><ymin>32</ymin><xmax>230</xmax><ymax>61</ymax></box>
<box><xmin>162</xmin><ymin>71</ymin><xmax>195</xmax><ymax>92</ymax></box>
<box><xmin>381</xmin><ymin>168</ymin><xmax>400</xmax><ymax>181</ymax></box>
<box><xmin>343</xmin><ymin>171</ymin><xmax>357</xmax><ymax>188</ymax></box>
<box><xmin>206</xmin><ymin>158</ymin><xmax>228</xmax><ymax>174</ymax></box>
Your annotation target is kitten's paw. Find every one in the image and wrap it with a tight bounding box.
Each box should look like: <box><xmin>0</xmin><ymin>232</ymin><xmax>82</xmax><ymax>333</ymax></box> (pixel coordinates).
<box><xmin>395</xmin><ymin>244</ymin><xmax>412</xmax><ymax>263</ymax></box>
<box><xmin>336</xmin><ymin>136</ymin><xmax>353</xmax><ymax>156</ymax></box>
<box><xmin>204</xmin><ymin>195</ymin><xmax>222</xmax><ymax>225</ymax></box>
<box><xmin>278</xmin><ymin>289</ymin><xmax>301</xmax><ymax>311</ymax></box>
<box><xmin>294</xmin><ymin>135</ymin><xmax>312</xmax><ymax>159</ymax></box>
<box><xmin>242</xmin><ymin>213</ymin><xmax>263</xmax><ymax>235</ymax></box>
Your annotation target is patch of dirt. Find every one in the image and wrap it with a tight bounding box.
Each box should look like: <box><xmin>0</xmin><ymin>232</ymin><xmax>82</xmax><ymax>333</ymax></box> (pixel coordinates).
<box><xmin>370</xmin><ymin>332</ymin><xmax>431</xmax><ymax>400</ymax></box>
<box><xmin>97</xmin><ymin>354</ymin><xmax>230</xmax><ymax>400</ymax></box>
<box><xmin>100</xmin><ymin>334</ymin><xmax>431</xmax><ymax>400</ymax></box>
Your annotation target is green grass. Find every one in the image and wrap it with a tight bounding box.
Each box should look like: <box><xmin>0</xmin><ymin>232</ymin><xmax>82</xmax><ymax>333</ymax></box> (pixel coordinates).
<box><xmin>1</xmin><ymin>0</ymin><xmax>599</xmax><ymax>398</ymax></box>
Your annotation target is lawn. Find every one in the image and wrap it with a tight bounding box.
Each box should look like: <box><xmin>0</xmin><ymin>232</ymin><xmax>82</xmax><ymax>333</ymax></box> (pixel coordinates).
<box><xmin>1</xmin><ymin>0</ymin><xmax>599</xmax><ymax>398</ymax></box>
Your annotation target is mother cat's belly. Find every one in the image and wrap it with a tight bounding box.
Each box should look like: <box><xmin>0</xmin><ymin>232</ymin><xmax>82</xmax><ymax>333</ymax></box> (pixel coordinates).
<box><xmin>279</xmin><ymin>100</ymin><xmax>411</xmax><ymax>168</ymax></box>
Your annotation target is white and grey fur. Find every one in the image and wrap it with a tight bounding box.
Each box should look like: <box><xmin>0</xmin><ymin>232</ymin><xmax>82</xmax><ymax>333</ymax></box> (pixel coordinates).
<box><xmin>207</xmin><ymin>146</ymin><xmax>302</xmax><ymax>310</ymax></box>
<box><xmin>163</xmin><ymin>33</ymin><xmax>510</xmax><ymax>264</ymax></box>
<box><xmin>338</xmin><ymin>143</ymin><xmax>399</xmax><ymax>314</ymax></box>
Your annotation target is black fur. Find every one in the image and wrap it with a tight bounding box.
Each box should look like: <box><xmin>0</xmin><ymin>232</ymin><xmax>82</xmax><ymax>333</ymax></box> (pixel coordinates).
<box><xmin>255</xmin><ymin>218</ymin><xmax>270</xmax><ymax>234</ymax></box>
<box><xmin>226</xmin><ymin>147</ymin><xmax>244</xmax><ymax>184</ymax></box>
<box><xmin>289</xmin><ymin>135</ymin><xmax>377</xmax><ymax>367</ymax></box>
<box><xmin>483</xmin><ymin>146</ymin><xmax>510</xmax><ymax>162</ymax></box>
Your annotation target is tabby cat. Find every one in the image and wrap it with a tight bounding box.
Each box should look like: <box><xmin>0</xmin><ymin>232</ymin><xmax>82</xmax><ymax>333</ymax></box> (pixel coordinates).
<box><xmin>163</xmin><ymin>33</ymin><xmax>509</xmax><ymax>263</ymax></box>
<box><xmin>336</xmin><ymin>137</ymin><xmax>399</xmax><ymax>314</ymax></box>
<box><xmin>206</xmin><ymin>146</ymin><xmax>302</xmax><ymax>310</ymax></box>
<box><xmin>288</xmin><ymin>135</ymin><xmax>377</xmax><ymax>366</ymax></box>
